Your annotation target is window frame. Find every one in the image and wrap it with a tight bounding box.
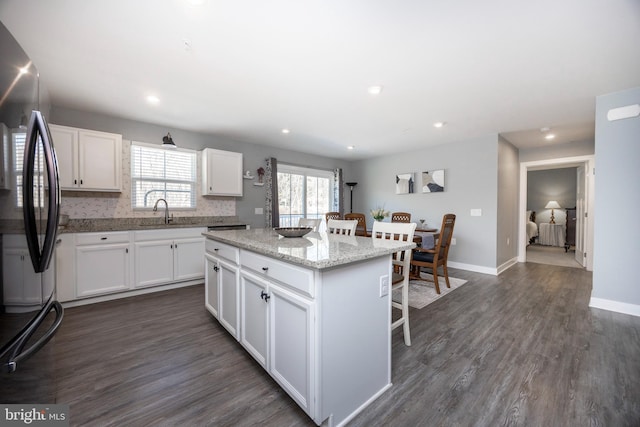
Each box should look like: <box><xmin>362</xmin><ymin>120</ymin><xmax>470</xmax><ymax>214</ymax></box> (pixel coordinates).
<box><xmin>277</xmin><ymin>163</ymin><xmax>335</xmax><ymax>228</ymax></box>
<box><xmin>130</xmin><ymin>141</ymin><xmax>197</xmax><ymax>210</ymax></box>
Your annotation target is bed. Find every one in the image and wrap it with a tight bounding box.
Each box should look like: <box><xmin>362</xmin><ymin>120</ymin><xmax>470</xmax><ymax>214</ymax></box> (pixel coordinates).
<box><xmin>526</xmin><ymin>210</ymin><xmax>538</xmax><ymax>245</ymax></box>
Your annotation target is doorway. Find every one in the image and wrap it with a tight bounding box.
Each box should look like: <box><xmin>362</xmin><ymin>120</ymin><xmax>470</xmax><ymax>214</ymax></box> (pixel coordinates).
<box><xmin>518</xmin><ymin>155</ymin><xmax>594</xmax><ymax>271</ymax></box>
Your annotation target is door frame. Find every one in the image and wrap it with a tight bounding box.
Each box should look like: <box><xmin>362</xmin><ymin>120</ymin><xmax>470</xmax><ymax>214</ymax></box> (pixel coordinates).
<box><xmin>518</xmin><ymin>155</ymin><xmax>595</xmax><ymax>271</ymax></box>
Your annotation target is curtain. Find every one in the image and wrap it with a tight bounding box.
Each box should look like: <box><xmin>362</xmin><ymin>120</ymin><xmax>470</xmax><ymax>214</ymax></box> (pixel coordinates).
<box><xmin>265</xmin><ymin>157</ymin><xmax>279</xmax><ymax>227</ymax></box>
<box><xmin>333</xmin><ymin>168</ymin><xmax>344</xmax><ymax>217</ymax></box>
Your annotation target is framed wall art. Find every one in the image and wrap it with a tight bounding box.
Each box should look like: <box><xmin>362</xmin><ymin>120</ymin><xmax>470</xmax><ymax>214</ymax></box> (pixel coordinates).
<box><xmin>395</xmin><ymin>173</ymin><xmax>414</xmax><ymax>194</ymax></box>
<box><xmin>422</xmin><ymin>169</ymin><xmax>445</xmax><ymax>193</ymax></box>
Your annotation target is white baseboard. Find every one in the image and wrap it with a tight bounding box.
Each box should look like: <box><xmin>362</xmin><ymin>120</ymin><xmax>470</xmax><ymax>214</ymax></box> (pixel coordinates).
<box><xmin>447</xmin><ymin>261</ymin><xmax>497</xmax><ymax>276</ymax></box>
<box><xmin>61</xmin><ymin>280</ymin><xmax>203</xmax><ymax>308</ymax></box>
<box><xmin>589</xmin><ymin>297</ymin><xmax>640</xmax><ymax>317</ymax></box>
<box><xmin>497</xmin><ymin>257</ymin><xmax>518</xmax><ymax>275</ymax></box>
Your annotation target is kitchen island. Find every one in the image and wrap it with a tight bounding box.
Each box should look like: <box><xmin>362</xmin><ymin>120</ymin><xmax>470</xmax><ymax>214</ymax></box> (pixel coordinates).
<box><xmin>203</xmin><ymin>228</ymin><xmax>414</xmax><ymax>427</ymax></box>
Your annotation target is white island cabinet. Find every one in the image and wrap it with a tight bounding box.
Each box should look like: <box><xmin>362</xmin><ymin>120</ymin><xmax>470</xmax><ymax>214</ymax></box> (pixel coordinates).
<box><xmin>204</xmin><ymin>228</ymin><xmax>414</xmax><ymax>427</ymax></box>
<box><xmin>205</xmin><ymin>239</ymin><xmax>240</xmax><ymax>338</ymax></box>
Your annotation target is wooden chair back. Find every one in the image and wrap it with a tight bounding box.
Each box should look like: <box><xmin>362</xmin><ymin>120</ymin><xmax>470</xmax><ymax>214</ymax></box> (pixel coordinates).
<box><xmin>327</xmin><ymin>219</ymin><xmax>357</xmax><ymax>236</ymax></box>
<box><xmin>325</xmin><ymin>212</ymin><xmax>341</xmax><ymax>222</ymax></box>
<box><xmin>344</xmin><ymin>213</ymin><xmax>368</xmax><ymax>237</ymax></box>
<box><xmin>436</xmin><ymin>213</ymin><xmax>456</xmax><ymax>261</ymax></box>
<box><xmin>391</xmin><ymin>212</ymin><xmax>411</xmax><ymax>223</ymax></box>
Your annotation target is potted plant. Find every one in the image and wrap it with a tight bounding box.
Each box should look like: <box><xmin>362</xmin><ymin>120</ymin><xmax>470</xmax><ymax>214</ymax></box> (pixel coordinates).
<box><xmin>256</xmin><ymin>167</ymin><xmax>265</xmax><ymax>184</ymax></box>
<box><xmin>370</xmin><ymin>206</ymin><xmax>390</xmax><ymax>221</ymax></box>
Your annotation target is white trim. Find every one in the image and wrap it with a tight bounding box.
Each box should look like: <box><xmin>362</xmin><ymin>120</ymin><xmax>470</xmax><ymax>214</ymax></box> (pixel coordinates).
<box><xmin>334</xmin><ymin>382</ymin><xmax>393</xmax><ymax>427</ymax></box>
<box><xmin>497</xmin><ymin>257</ymin><xmax>518</xmax><ymax>275</ymax></box>
<box><xmin>448</xmin><ymin>261</ymin><xmax>497</xmax><ymax>276</ymax></box>
<box><xmin>518</xmin><ymin>155</ymin><xmax>595</xmax><ymax>271</ymax></box>
<box><xmin>589</xmin><ymin>297</ymin><xmax>640</xmax><ymax>317</ymax></box>
<box><xmin>61</xmin><ymin>280</ymin><xmax>202</xmax><ymax>308</ymax></box>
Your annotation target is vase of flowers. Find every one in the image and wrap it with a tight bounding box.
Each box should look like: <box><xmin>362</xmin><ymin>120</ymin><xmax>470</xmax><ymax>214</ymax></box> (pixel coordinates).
<box><xmin>370</xmin><ymin>206</ymin><xmax>390</xmax><ymax>221</ymax></box>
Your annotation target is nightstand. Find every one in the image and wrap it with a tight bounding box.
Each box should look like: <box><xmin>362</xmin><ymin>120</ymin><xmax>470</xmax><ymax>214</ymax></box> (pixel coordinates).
<box><xmin>539</xmin><ymin>223</ymin><xmax>565</xmax><ymax>247</ymax></box>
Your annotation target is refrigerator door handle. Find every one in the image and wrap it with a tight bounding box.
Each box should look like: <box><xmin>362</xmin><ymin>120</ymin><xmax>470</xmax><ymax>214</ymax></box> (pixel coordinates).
<box><xmin>4</xmin><ymin>298</ymin><xmax>64</xmax><ymax>373</ymax></box>
<box><xmin>23</xmin><ymin>110</ymin><xmax>61</xmax><ymax>273</ymax></box>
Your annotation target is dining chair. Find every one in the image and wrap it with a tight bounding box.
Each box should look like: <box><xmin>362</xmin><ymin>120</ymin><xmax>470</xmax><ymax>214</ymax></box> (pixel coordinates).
<box><xmin>371</xmin><ymin>221</ymin><xmax>417</xmax><ymax>346</ymax></box>
<box><xmin>410</xmin><ymin>213</ymin><xmax>456</xmax><ymax>294</ymax></box>
<box><xmin>344</xmin><ymin>213</ymin><xmax>368</xmax><ymax>237</ymax></box>
<box><xmin>325</xmin><ymin>212</ymin><xmax>341</xmax><ymax>223</ymax></box>
<box><xmin>327</xmin><ymin>219</ymin><xmax>358</xmax><ymax>236</ymax></box>
<box><xmin>391</xmin><ymin>212</ymin><xmax>411</xmax><ymax>223</ymax></box>
<box><xmin>297</xmin><ymin>218</ymin><xmax>321</xmax><ymax>231</ymax></box>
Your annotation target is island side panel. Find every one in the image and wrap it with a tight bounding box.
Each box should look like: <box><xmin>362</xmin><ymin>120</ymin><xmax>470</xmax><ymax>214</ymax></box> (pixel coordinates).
<box><xmin>318</xmin><ymin>255</ymin><xmax>392</xmax><ymax>425</ymax></box>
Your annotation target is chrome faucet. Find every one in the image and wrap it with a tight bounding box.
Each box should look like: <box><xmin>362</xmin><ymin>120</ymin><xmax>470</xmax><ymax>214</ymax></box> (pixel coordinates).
<box><xmin>153</xmin><ymin>198</ymin><xmax>173</xmax><ymax>224</ymax></box>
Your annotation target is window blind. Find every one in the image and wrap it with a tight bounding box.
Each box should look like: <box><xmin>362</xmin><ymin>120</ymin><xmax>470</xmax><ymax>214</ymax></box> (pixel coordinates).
<box><xmin>131</xmin><ymin>143</ymin><xmax>196</xmax><ymax>209</ymax></box>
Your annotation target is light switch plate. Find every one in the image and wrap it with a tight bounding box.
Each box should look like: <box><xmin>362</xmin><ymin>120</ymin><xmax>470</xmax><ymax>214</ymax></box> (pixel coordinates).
<box><xmin>255</xmin><ymin>207</ymin><xmax>263</xmax><ymax>215</ymax></box>
<box><xmin>470</xmin><ymin>208</ymin><xmax>482</xmax><ymax>216</ymax></box>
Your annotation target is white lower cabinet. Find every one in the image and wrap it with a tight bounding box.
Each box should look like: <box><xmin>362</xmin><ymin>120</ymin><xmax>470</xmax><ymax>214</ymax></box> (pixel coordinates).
<box><xmin>134</xmin><ymin>229</ymin><xmax>205</xmax><ymax>288</ymax></box>
<box><xmin>205</xmin><ymin>253</ymin><xmax>240</xmax><ymax>338</ymax></box>
<box><xmin>56</xmin><ymin>227</ymin><xmax>205</xmax><ymax>303</ymax></box>
<box><xmin>75</xmin><ymin>232</ymin><xmax>131</xmax><ymax>297</ymax></box>
<box><xmin>228</xmin><ymin>253</ymin><xmax>315</xmax><ymax>417</ymax></box>
<box><xmin>2</xmin><ymin>235</ymin><xmax>49</xmax><ymax>308</ymax></box>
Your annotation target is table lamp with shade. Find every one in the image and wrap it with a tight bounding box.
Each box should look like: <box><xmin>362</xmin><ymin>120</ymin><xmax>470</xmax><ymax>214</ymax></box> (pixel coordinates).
<box><xmin>545</xmin><ymin>200</ymin><xmax>562</xmax><ymax>224</ymax></box>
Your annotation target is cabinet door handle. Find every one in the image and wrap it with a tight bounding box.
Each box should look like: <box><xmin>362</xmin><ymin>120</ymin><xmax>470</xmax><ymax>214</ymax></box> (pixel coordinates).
<box><xmin>213</xmin><ymin>248</ymin><xmax>219</xmax><ymax>251</ymax></box>
<box><xmin>213</xmin><ymin>266</ymin><xmax>219</xmax><ymax>272</ymax></box>
<box><xmin>262</xmin><ymin>267</ymin><xmax>269</xmax><ymax>272</ymax></box>
<box><xmin>170</xmin><ymin>244</ymin><xmax>173</xmax><ymax>249</ymax></box>
<box><xmin>260</xmin><ymin>290</ymin><xmax>270</xmax><ymax>302</ymax></box>
<box><xmin>80</xmin><ymin>179</ymin><xmax>83</xmax><ymax>185</ymax></box>
<box><xmin>126</xmin><ymin>248</ymin><xmax>129</xmax><ymax>253</ymax></box>
<box><xmin>74</xmin><ymin>179</ymin><xmax>77</xmax><ymax>185</ymax></box>
<box><xmin>175</xmin><ymin>244</ymin><xmax>177</xmax><ymax>248</ymax></box>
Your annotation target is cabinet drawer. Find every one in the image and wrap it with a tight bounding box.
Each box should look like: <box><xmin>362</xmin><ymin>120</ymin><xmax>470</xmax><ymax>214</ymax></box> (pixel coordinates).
<box><xmin>205</xmin><ymin>239</ymin><xmax>239</xmax><ymax>264</ymax></box>
<box><xmin>75</xmin><ymin>231</ymin><xmax>130</xmax><ymax>245</ymax></box>
<box><xmin>240</xmin><ymin>250</ymin><xmax>314</xmax><ymax>298</ymax></box>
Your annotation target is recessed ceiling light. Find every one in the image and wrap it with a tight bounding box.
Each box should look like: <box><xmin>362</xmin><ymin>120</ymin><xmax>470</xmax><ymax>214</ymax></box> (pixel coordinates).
<box><xmin>368</xmin><ymin>85</ymin><xmax>383</xmax><ymax>95</ymax></box>
<box><xmin>540</xmin><ymin>127</ymin><xmax>551</xmax><ymax>133</ymax></box>
<box><xmin>545</xmin><ymin>133</ymin><xmax>555</xmax><ymax>140</ymax></box>
<box><xmin>281</xmin><ymin>128</ymin><xmax>290</xmax><ymax>134</ymax></box>
<box><xmin>187</xmin><ymin>0</ymin><xmax>206</xmax><ymax>5</ymax></box>
<box><xmin>146</xmin><ymin>95</ymin><xmax>160</xmax><ymax>105</ymax></box>
<box><xmin>433</xmin><ymin>122</ymin><xmax>446</xmax><ymax>128</ymax></box>
<box><xmin>347</xmin><ymin>145</ymin><xmax>355</xmax><ymax>150</ymax></box>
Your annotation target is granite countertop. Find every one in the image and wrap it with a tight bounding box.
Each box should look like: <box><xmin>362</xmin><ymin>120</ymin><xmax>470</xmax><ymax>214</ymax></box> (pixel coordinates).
<box><xmin>0</xmin><ymin>217</ymin><xmax>248</xmax><ymax>234</ymax></box>
<box><xmin>204</xmin><ymin>228</ymin><xmax>415</xmax><ymax>270</ymax></box>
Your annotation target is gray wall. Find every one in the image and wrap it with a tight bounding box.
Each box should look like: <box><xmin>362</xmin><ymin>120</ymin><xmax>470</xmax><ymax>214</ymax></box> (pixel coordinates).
<box><xmin>50</xmin><ymin>106</ymin><xmax>353</xmax><ymax>229</ymax></box>
<box><xmin>527</xmin><ymin>168</ymin><xmax>577</xmax><ymax>225</ymax></box>
<box><xmin>497</xmin><ymin>137</ymin><xmax>520</xmax><ymax>267</ymax></box>
<box><xmin>593</xmin><ymin>86</ymin><xmax>640</xmax><ymax>306</ymax></box>
<box><xmin>351</xmin><ymin>134</ymin><xmax>499</xmax><ymax>270</ymax></box>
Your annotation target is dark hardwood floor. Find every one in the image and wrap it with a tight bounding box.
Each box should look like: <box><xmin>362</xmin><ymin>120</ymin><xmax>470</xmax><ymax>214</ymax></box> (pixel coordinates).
<box><xmin>45</xmin><ymin>262</ymin><xmax>639</xmax><ymax>426</ymax></box>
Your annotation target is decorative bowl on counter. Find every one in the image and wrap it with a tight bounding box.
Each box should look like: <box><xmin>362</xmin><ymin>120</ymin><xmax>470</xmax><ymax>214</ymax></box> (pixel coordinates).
<box><xmin>274</xmin><ymin>227</ymin><xmax>312</xmax><ymax>238</ymax></box>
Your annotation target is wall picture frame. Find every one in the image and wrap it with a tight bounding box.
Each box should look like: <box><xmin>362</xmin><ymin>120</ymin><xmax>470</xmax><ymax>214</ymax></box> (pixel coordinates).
<box><xmin>422</xmin><ymin>169</ymin><xmax>445</xmax><ymax>193</ymax></box>
<box><xmin>395</xmin><ymin>173</ymin><xmax>414</xmax><ymax>194</ymax></box>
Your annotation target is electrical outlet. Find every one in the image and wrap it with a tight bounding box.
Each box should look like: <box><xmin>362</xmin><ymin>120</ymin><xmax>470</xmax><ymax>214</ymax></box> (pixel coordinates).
<box><xmin>451</xmin><ymin>237</ymin><xmax>456</xmax><ymax>245</ymax></box>
<box><xmin>379</xmin><ymin>275</ymin><xmax>389</xmax><ymax>297</ymax></box>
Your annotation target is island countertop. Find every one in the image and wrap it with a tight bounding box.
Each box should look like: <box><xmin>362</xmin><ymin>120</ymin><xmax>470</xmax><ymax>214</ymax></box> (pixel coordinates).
<box><xmin>203</xmin><ymin>228</ymin><xmax>415</xmax><ymax>270</ymax></box>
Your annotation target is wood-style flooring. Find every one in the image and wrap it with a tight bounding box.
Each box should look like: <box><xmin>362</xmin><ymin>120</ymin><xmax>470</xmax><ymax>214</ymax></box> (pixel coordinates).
<box><xmin>47</xmin><ymin>262</ymin><xmax>640</xmax><ymax>426</ymax></box>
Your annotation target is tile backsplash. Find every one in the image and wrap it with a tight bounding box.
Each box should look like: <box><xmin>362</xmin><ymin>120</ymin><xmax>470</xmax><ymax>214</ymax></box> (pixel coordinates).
<box><xmin>0</xmin><ymin>139</ymin><xmax>236</xmax><ymax>220</ymax></box>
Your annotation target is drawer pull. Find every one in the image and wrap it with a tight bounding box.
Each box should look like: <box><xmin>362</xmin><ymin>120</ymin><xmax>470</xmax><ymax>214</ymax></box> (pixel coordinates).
<box><xmin>214</xmin><ymin>248</ymin><xmax>219</xmax><ymax>251</ymax></box>
<box><xmin>100</xmin><ymin>237</ymin><xmax>107</xmax><ymax>240</ymax></box>
<box><xmin>262</xmin><ymin>267</ymin><xmax>269</xmax><ymax>272</ymax></box>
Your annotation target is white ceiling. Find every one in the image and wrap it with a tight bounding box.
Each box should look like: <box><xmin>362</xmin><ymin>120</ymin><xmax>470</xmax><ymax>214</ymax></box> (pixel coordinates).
<box><xmin>1</xmin><ymin>0</ymin><xmax>639</xmax><ymax>160</ymax></box>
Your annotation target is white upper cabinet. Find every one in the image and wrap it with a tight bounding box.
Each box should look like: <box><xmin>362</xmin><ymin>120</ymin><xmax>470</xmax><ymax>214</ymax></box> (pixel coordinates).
<box><xmin>201</xmin><ymin>148</ymin><xmax>243</xmax><ymax>196</ymax></box>
<box><xmin>50</xmin><ymin>124</ymin><xmax>122</xmax><ymax>192</ymax></box>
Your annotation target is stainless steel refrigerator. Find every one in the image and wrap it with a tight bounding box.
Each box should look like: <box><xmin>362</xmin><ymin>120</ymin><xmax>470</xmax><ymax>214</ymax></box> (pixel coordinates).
<box><xmin>0</xmin><ymin>21</ymin><xmax>63</xmax><ymax>402</ymax></box>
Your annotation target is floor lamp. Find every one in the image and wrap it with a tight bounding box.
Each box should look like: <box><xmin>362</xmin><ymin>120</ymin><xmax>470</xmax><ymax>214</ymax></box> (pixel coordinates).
<box><xmin>345</xmin><ymin>182</ymin><xmax>357</xmax><ymax>213</ymax></box>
